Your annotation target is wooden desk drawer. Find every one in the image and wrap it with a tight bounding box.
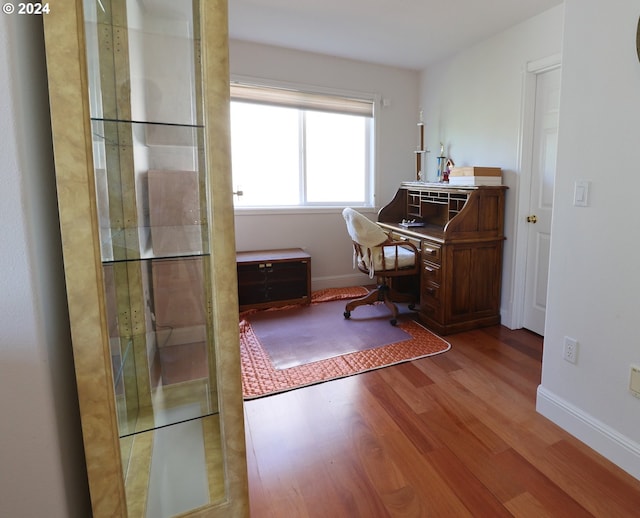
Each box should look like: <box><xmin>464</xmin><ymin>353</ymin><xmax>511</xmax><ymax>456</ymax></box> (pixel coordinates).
<box><xmin>422</xmin><ymin>260</ymin><xmax>441</xmax><ymax>285</ymax></box>
<box><xmin>389</xmin><ymin>231</ymin><xmax>422</xmax><ymax>251</ymax></box>
<box><xmin>420</xmin><ymin>282</ymin><xmax>441</xmax><ymax>318</ymax></box>
<box><xmin>421</xmin><ymin>259</ymin><xmax>441</xmax><ymax>317</ymax></box>
<box><xmin>421</xmin><ymin>241</ymin><xmax>441</xmax><ymax>264</ymax></box>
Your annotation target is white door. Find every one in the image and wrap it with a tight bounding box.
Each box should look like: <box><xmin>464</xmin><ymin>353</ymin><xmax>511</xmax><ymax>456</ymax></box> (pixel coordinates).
<box><xmin>523</xmin><ymin>67</ymin><xmax>561</xmax><ymax>335</ymax></box>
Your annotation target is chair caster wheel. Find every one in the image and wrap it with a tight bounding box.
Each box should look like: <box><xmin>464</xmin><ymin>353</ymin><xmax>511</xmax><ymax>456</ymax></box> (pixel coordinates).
<box><xmin>344</xmin><ymin>311</ymin><xmax>351</xmax><ymax>319</ymax></box>
<box><xmin>390</xmin><ymin>318</ymin><xmax>397</xmax><ymax>326</ymax></box>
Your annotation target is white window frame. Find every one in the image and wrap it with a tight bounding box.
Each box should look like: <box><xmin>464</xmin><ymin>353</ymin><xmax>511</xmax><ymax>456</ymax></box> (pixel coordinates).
<box><xmin>229</xmin><ymin>76</ymin><xmax>377</xmax><ymax>212</ymax></box>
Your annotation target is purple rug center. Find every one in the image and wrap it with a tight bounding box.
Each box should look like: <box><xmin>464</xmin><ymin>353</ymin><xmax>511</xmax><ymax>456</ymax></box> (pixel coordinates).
<box><xmin>247</xmin><ymin>299</ymin><xmax>412</xmax><ymax>369</ymax></box>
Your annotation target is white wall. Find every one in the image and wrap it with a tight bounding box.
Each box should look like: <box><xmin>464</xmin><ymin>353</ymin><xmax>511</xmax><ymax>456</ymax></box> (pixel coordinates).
<box><xmin>419</xmin><ymin>0</ymin><xmax>640</xmax><ymax>480</ymax></box>
<box><xmin>230</xmin><ymin>40</ymin><xmax>420</xmax><ymax>289</ymax></box>
<box><xmin>0</xmin><ymin>15</ymin><xmax>90</xmax><ymax>518</ymax></box>
<box><xmin>538</xmin><ymin>0</ymin><xmax>640</xmax><ymax>479</ymax></box>
<box><xmin>419</xmin><ymin>6</ymin><xmax>565</xmax><ymax>327</ymax></box>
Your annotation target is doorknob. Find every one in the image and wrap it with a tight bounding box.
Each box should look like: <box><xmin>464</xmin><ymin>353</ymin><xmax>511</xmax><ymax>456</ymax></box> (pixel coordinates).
<box><xmin>526</xmin><ymin>215</ymin><xmax>538</xmax><ymax>223</ymax></box>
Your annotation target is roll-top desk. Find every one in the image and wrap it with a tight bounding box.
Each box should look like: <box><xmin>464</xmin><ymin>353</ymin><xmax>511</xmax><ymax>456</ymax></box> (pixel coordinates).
<box><xmin>378</xmin><ymin>182</ymin><xmax>507</xmax><ymax>335</ymax></box>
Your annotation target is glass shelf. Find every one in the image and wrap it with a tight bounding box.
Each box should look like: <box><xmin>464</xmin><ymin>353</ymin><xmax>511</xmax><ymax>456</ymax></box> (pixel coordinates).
<box><xmin>92</xmin><ymin>117</ymin><xmax>204</xmax><ymax>128</ymax></box>
<box><xmin>90</xmin><ymin>119</ymin><xmax>208</xmax><ymax>263</ymax></box>
<box><xmin>117</xmin><ymin>380</ymin><xmax>219</xmax><ymax>439</ymax></box>
<box><xmin>111</xmin><ymin>323</ymin><xmax>218</xmax><ymax>439</ymax></box>
<box><xmin>101</xmin><ymin>228</ymin><xmax>209</xmax><ymax>264</ymax></box>
<box><xmin>104</xmin><ymin>253</ymin><xmax>217</xmax><ymax>439</ymax></box>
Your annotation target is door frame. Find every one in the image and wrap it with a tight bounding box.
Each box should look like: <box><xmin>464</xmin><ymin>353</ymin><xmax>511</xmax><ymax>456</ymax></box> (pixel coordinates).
<box><xmin>508</xmin><ymin>53</ymin><xmax>561</xmax><ymax>331</ymax></box>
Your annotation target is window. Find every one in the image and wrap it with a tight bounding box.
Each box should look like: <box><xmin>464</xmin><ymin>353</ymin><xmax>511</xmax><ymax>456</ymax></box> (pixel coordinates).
<box><xmin>230</xmin><ymin>83</ymin><xmax>375</xmax><ymax>208</ymax></box>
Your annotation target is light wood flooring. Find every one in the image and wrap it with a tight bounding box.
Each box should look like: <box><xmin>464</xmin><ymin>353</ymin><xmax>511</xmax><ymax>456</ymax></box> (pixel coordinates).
<box><xmin>244</xmin><ymin>325</ymin><xmax>640</xmax><ymax>517</ymax></box>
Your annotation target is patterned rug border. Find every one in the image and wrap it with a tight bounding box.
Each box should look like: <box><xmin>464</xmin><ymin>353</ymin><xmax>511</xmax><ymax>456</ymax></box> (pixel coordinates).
<box><xmin>239</xmin><ymin>285</ymin><xmax>369</xmax><ymax>320</ymax></box>
<box><xmin>240</xmin><ymin>287</ymin><xmax>451</xmax><ymax>399</ymax></box>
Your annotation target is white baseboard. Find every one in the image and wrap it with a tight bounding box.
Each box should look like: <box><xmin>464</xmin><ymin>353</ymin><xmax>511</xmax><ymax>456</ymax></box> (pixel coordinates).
<box><xmin>537</xmin><ymin>385</ymin><xmax>640</xmax><ymax>481</ymax></box>
<box><xmin>311</xmin><ymin>273</ymin><xmax>368</xmax><ymax>292</ymax></box>
<box><xmin>499</xmin><ymin>304</ymin><xmax>515</xmax><ymax>329</ymax></box>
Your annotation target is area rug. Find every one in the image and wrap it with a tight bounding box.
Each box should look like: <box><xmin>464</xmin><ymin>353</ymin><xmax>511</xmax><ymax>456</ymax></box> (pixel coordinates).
<box><xmin>248</xmin><ymin>299</ymin><xmax>413</xmax><ymax>369</ymax></box>
<box><xmin>240</xmin><ymin>287</ymin><xmax>451</xmax><ymax>399</ymax></box>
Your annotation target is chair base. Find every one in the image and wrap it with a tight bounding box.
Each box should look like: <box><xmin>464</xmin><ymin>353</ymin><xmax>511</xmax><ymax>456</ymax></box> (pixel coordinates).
<box><xmin>344</xmin><ymin>283</ymin><xmax>416</xmax><ymax>326</ymax></box>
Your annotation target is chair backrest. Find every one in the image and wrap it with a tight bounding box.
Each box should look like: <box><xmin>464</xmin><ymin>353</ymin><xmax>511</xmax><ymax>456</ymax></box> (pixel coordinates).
<box><xmin>343</xmin><ymin>208</ymin><xmax>387</xmax><ymax>278</ymax></box>
<box><xmin>342</xmin><ymin>207</ymin><xmax>418</xmax><ymax>279</ymax></box>
<box><xmin>342</xmin><ymin>208</ymin><xmax>387</xmax><ymax>248</ymax></box>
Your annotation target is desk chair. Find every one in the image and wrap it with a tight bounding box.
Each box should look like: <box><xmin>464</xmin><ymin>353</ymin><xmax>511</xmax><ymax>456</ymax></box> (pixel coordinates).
<box><xmin>342</xmin><ymin>208</ymin><xmax>419</xmax><ymax>325</ymax></box>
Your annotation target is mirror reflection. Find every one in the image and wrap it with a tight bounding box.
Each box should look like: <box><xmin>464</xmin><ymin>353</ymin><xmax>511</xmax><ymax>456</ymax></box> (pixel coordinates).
<box><xmin>83</xmin><ymin>0</ymin><xmax>225</xmax><ymax>515</ymax></box>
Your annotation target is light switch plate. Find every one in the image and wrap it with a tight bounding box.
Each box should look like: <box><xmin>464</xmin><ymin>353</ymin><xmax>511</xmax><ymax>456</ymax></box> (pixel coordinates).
<box><xmin>573</xmin><ymin>180</ymin><xmax>590</xmax><ymax>207</ymax></box>
<box><xmin>629</xmin><ymin>365</ymin><xmax>640</xmax><ymax>398</ymax></box>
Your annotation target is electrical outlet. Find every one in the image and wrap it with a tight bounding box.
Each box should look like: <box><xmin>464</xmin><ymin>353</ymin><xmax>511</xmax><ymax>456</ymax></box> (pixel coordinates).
<box><xmin>563</xmin><ymin>337</ymin><xmax>578</xmax><ymax>364</ymax></box>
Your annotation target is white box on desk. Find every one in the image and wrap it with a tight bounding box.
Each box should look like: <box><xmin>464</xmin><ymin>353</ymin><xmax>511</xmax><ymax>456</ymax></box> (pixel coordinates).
<box><xmin>450</xmin><ymin>166</ymin><xmax>501</xmax><ymax>177</ymax></box>
<box><xmin>448</xmin><ymin>176</ymin><xmax>502</xmax><ymax>186</ymax></box>
<box><xmin>448</xmin><ymin>166</ymin><xmax>502</xmax><ymax>186</ymax></box>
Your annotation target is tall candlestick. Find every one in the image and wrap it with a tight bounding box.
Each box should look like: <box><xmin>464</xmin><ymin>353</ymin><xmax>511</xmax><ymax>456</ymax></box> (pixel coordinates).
<box><xmin>415</xmin><ymin>111</ymin><xmax>428</xmax><ymax>181</ymax></box>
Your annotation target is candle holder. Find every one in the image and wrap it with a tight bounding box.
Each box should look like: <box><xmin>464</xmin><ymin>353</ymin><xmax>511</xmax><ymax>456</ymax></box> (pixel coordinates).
<box><xmin>436</xmin><ymin>143</ymin><xmax>446</xmax><ymax>182</ymax></box>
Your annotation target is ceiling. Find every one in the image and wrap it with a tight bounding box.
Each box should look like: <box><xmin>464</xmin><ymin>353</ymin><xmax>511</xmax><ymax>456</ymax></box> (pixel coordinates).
<box><xmin>228</xmin><ymin>0</ymin><xmax>563</xmax><ymax>70</ymax></box>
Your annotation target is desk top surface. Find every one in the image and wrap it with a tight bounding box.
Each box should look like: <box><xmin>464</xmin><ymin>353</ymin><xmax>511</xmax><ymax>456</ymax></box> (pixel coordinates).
<box><xmin>378</xmin><ymin>222</ymin><xmax>446</xmax><ymax>242</ymax></box>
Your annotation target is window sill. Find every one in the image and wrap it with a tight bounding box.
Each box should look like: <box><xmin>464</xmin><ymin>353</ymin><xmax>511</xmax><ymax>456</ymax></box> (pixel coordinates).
<box><xmin>234</xmin><ymin>206</ymin><xmax>377</xmax><ymax>216</ymax></box>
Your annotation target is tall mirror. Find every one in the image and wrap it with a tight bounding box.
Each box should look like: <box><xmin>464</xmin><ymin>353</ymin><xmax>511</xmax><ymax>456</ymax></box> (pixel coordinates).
<box><xmin>44</xmin><ymin>0</ymin><xmax>248</xmax><ymax>516</ymax></box>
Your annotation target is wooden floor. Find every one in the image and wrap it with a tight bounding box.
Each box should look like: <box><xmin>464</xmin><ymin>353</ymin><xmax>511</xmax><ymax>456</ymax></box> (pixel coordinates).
<box><xmin>244</xmin><ymin>325</ymin><xmax>640</xmax><ymax>517</ymax></box>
